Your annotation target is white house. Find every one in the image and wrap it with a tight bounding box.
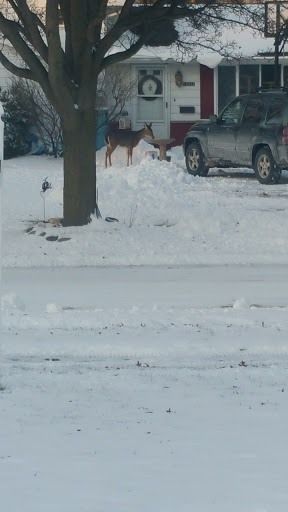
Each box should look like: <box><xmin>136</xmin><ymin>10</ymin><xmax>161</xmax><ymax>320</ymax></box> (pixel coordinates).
<box><xmin>104</xmin><ymin>21</ymin><xmax>284</xmax><ymax>144</ymax></box>
<box><xmin>106</xmin><ymin>52</ymin><xmax>287</xmax><ymax>145</ymax></box>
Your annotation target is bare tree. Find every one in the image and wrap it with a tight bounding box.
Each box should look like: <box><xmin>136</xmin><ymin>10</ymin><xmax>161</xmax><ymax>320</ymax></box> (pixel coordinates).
<box><xmin>0</xmin><ymin>1</ymin><xmax>265</xmax><ymax>226</ymax></box>
<box><xmin>96</xmin><ymin>65</ymin><xmax>137</xmax><ymax>128</ymax></box>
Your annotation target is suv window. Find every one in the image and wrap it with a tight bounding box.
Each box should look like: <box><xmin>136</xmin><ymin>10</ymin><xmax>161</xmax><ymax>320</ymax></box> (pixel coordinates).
<box><xmin>242</xmin><ymin>98</ymin><xmax>263</xmax><ymax>123</ymax></box>
<box><xmin>220</xmin><ymin>98</ymin><xmax>245</xmax><ymax>124</ymax></box>
<box><xmin>266</xmin><ymin>97</ymin><xmax>287</xmax><ymax>125</ymax></box>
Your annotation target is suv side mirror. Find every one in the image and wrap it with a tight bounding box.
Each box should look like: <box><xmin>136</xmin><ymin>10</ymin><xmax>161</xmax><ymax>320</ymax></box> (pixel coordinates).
<box><xmin>209</xmin><ymin>114</ymin><xmax>218</xmax><ymax>123</ymax></box>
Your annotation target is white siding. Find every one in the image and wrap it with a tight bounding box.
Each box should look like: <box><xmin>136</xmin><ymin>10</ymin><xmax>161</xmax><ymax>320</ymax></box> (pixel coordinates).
<box><xmin>0</xmin><ymin>46</ymin><xmax>25</xmax><ymax>89</ymax></box>
<box><xmin>169</xmin><ymin>62</ymin><xmax>201</xmax><ymax>121</ymax></box>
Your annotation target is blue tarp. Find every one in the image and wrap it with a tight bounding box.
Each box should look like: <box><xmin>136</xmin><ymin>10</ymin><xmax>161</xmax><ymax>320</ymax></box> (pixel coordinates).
<box><xmin>96</xmin><ymin>109</ymin><xmax>108</xmax><ymax>150</ymax></box>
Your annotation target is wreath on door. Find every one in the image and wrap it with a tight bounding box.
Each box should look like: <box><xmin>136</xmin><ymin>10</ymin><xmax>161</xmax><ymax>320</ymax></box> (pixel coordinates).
<box><xmin>138</xmin><ymin>75</ymin><xmax>163</xmax><ymax>101</ymax></box>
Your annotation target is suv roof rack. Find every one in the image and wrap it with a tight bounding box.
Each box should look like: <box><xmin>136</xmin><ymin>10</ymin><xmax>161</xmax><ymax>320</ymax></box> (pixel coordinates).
<box><xmin>255</xmin><ymin>86</ymin><xmax>288</xmax><ymax>93</ymax></box>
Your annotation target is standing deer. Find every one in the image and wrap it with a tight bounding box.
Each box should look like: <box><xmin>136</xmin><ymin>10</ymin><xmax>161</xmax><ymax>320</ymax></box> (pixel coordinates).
<box><xmin>105</xmin><ymin>122</ymin><xmax>154</xmax><ymax>168</ymax></box>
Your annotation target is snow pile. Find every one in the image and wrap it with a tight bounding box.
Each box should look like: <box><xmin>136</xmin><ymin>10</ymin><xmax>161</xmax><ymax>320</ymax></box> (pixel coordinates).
<box><xmin>2</xmin><ymin>140</ymin><xmax>288</xmax><ymax>268</ymax></box>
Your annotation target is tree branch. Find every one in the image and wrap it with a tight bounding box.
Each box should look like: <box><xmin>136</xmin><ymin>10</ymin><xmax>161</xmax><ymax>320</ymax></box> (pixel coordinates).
<box><xmin>0</xmin><ymin>13</ymin><xmax>48</xmax><ymax>85</ymax></box>
<box><xmin>46</xmin><ymin>0</ymin><xmax>74</xmax><ymax>110</ymax></box>
<box><xmin>101</xmin><ymin>37</ymin><xmax>144</xmax><ymax>71</ymax></box>
<box><xmin>0</xmin><ymin>48</ymin><xmax>33</xmax><ymax>79</ymax></box>
<box><xmin>12</xmin><ymin>0</ymin><xmax>49</xmax><ymax>63</ymax></box>
<box><xmin>87</xmin><ymin>0</ymin><xmax>108</xmax><ymax>43</ymax></box>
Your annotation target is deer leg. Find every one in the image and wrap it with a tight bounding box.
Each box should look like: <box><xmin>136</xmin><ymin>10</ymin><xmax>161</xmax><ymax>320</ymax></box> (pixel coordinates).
<box><xmin>127</xmin><ymin>147</ymin><xmax>133</xmax><ymax>166</ymax></box>
<box><xmin>105</xmin><ymin>147</ymin><xmax>114</xmax><ymax>168</ymax></box>
<box><xmin>108</xmin><ymin>150</ymin><xmax>112</xmax><ymax>167</ymax></box>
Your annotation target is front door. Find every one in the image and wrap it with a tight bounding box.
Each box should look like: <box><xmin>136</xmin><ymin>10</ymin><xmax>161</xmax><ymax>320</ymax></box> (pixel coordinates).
<box><xmin>133</xmin><ymin>67</ymin><xmax>169</xmax><ymax>139</ymax></box>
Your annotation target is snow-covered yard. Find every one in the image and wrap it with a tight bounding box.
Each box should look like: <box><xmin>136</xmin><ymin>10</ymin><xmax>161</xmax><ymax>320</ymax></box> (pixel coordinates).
<box><xmin>1</xmin><ymin>143</ymin><xmax>288</xmax><ymax>511</ymax></box>
<box><xmin>3</xmin><ymin>140</ymin><xmax>288</xmax><ymax>267</ymax></box>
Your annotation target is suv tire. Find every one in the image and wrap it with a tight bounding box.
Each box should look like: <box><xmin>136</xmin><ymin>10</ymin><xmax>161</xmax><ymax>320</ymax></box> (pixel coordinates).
<box><xmin>254</xmin><ymin>148</ymin><xmax>282</xmax><ymax>184</ymax></box>
<box><xmin>185</xmin><ymin>142</ymin><xmax>209</xmax><ymax>176</ymax></box>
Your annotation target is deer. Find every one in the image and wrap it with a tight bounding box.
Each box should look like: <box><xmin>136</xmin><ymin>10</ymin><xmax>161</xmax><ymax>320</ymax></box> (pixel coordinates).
<box><xmin>105</xmin><ymin>122</ymin><xmax>154</xmax><ymax>168</ymax></box>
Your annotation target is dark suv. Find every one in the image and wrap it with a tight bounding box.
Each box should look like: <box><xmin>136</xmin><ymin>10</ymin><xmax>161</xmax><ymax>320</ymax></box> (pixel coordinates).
<box><xmin>184</xmin><ymin>89</ymin><xmax>288</xmax><ymax>184</ymax></box>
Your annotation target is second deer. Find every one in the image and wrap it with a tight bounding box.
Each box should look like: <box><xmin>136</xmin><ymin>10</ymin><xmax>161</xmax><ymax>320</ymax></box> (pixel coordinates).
<box><xmin>105</xmin><ymin>122</ymin><xmax>154</xmax><ymax>168</ymax></box>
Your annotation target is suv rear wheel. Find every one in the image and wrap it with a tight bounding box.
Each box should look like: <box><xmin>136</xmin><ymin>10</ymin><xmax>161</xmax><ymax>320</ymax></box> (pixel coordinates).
<box><xmin>185</xmin><ymin>142</ymin><xmax>209</xmax><ymax>176</ymax></box>
<box><xmin>254</xmin><ymin>148</ymin><xmax>282</xmax><ymax>184</ymax></box>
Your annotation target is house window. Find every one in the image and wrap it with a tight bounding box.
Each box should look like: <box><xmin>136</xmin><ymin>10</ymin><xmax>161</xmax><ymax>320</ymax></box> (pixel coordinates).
<box><xmin>283</xmin><ymin>66</ymin><xmax>288</xmax><ymax>87</ymax></box>
<box><xmin>261</xmin><ymin>64</ymin><xmax>278</xmax><ymax>89</ymax></box>
<box><xmin>239</xmin><ymin>65</ymin><xmax>259</xmax><ymax>94</ymax></box>
<box><xmin>218</xmin><ymin>66</ymin><xmax>236</xmax><ymax>113</ymax></box>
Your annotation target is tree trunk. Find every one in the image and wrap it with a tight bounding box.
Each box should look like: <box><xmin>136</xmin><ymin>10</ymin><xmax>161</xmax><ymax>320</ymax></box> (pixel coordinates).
<box><xmin>62</xmin><ymin>109</ymin><xmax>96</xmax><ymax>226</ymax></box>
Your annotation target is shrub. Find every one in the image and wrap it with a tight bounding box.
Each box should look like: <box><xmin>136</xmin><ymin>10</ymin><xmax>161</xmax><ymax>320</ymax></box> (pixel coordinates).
<box><xmin>0</xmin><ymin>86</ymin><xmax>33</xmax><ymax>159</ymax></box>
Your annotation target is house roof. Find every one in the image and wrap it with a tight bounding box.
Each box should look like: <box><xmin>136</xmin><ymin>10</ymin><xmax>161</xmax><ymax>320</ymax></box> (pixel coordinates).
<box><xmin>108</xmin><ymin>19</ymin><xmax>275</xmax><ymax>68</ymax></box>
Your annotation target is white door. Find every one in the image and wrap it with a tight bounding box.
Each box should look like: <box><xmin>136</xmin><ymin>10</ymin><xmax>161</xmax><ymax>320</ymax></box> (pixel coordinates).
<box><xmin>133</xmin><ymin>66</ymin><xmax>169</xmax><ymax>139</ymax></box>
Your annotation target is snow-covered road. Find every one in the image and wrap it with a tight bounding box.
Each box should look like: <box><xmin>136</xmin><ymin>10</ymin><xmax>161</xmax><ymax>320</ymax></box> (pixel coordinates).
<box><xmin>3</xmin><ymin>264</ymin><xmax>288</xmax><ymax>312</ymax></box>
<box><xmin>2</xmin><ymin>264</ymin><xmax>288</xmax><ymax>362</ymax></box>
<box><xmin>2</xmin><ymin>266</ymin><xmax>288</xmax><ymax>511</ymax></box>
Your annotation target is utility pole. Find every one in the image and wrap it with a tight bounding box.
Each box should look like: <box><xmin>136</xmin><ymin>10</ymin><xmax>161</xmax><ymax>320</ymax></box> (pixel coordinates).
<box><xmin>0</xmin><ymin>102</ymin><xmax>4</xmax><ymax>328</ymax></box>
<box><xmin>274</xmin><ymin>2</ymin><xmax>281</xmax><ymax>87</ymax></box>
<box><xmin>265</xmin><ymin>1</ymin><xmax>288</xmax><ymax>88</ymax></box>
